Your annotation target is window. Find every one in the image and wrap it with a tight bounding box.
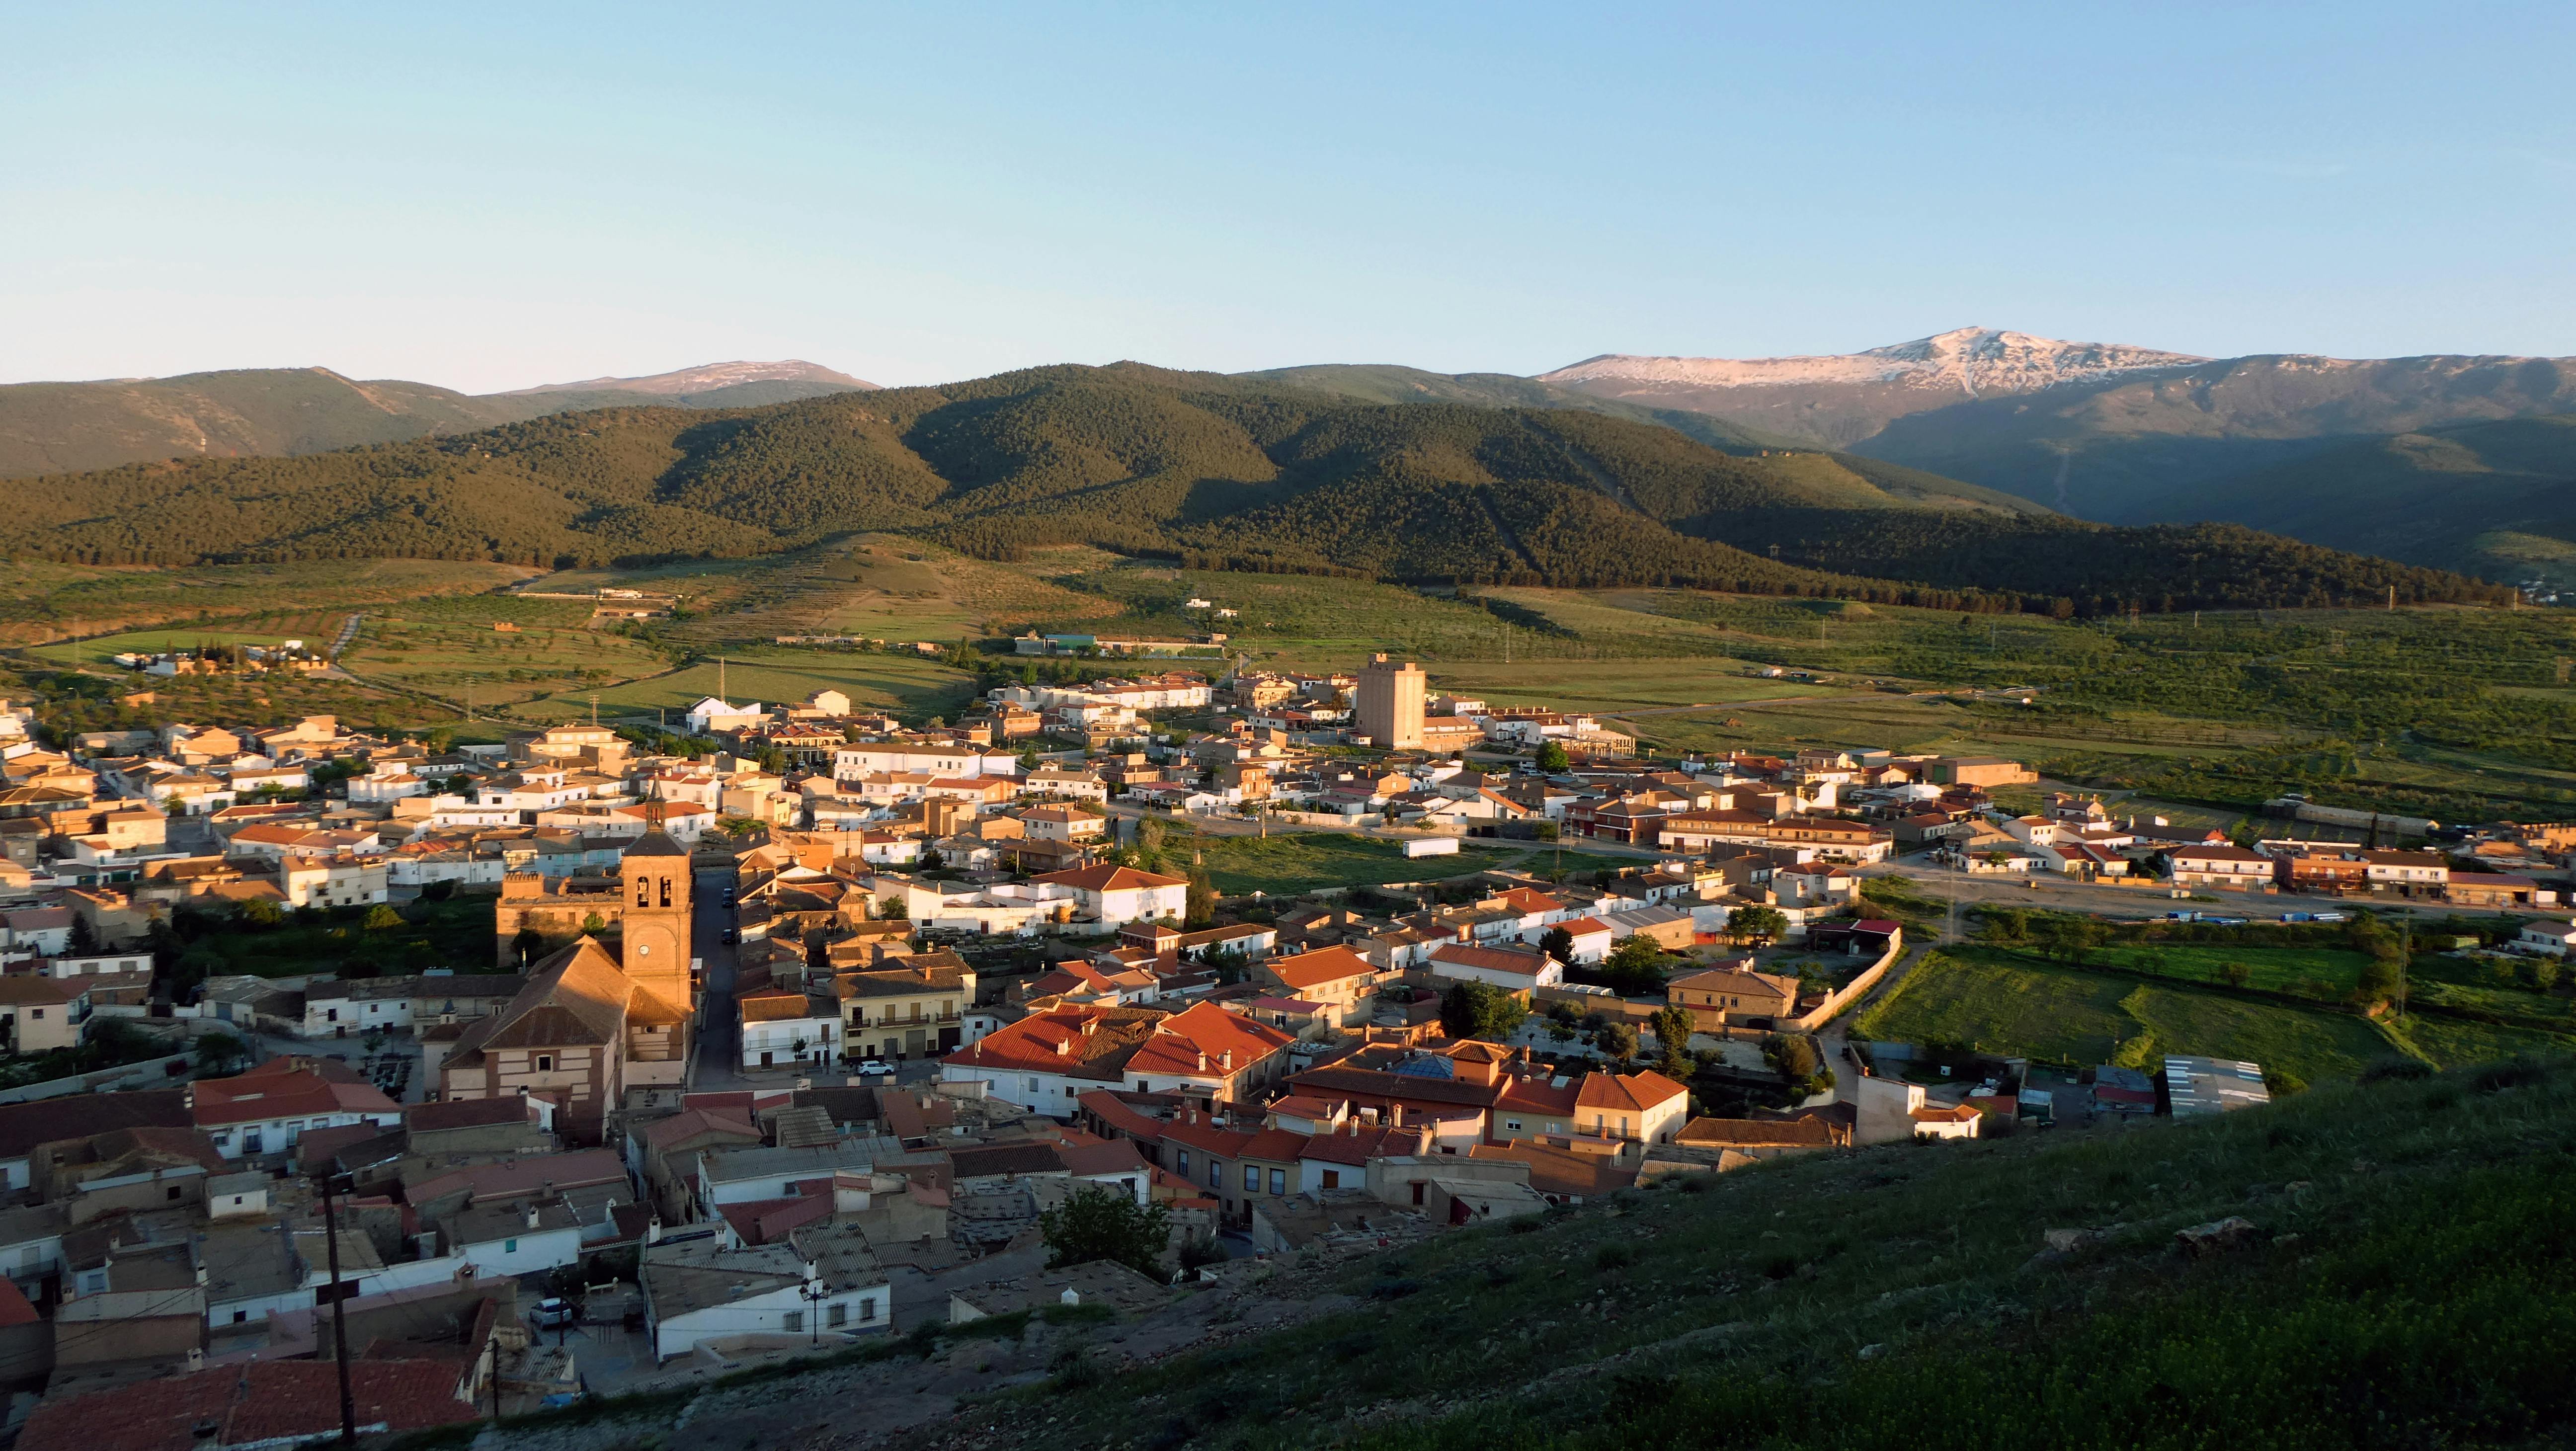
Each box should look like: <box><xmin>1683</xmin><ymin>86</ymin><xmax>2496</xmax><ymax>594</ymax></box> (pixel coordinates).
<box><xmin>1411</xmin><ymin>1181</ymin><xmax>1426</xmax><ymax>1207</ymax></box>
<box><xmin>783</xmin><ymin>1309</ymin><xmax>804</xmax><ymax>1334</ymax></box>
<box><xmin>659</xmin><ymin>877</ymin><xmax>672</xmax><ymax>907</ymax></box>
<box><xmin>28</xmin><ymin>1010</ymin><xmax>40</xmax><ymax>1021</ymax></box>
<box><xmin>827</xmin><ymin>1302</ymin><xmax>848</xmax><ymax>1328</ymax></box>
<box><xmin>233</xmin><ymin>1310</ymin><xmax>247</xmax><ymax>1324</ymax></box>
<box><xmin>1269</xmin><ymin>1169</ymin><xmax>1285</xmax><ymax>1196</ymax></box>
<box><xmin>1025</xmin><ymin>1077</ymin><xmax>1039</xmax><ymax>1092</ymax></box>
<box><xmin>859</xmin><ymin>1296</ymin><xmax>880</xmax><ymax>1323</ymax></box>
<box><xmin>636</xmin><ymin>879</ymin><xmax>650</xmax><ymax>907</ymax></box>
<box><xmin>535</xmin><ymin>1054</ymin><xmax>554</xmax><ymax>1073</ymax></box>
<box><xmin>1175</xmin><ymin>1150</ymin><xmax>1189</xmax><ymax>1176</ymax></box>
<box><xmin>1243</xmin><ymin>1165</ymin><xmax>1259</xmax><ymax>1192</ymax></box>
<box><xmin>166</xmin><ymin>1185</ymin><xmax>182</xmax><ymax>1202</ymax></box>
<box><xmin>1320</xmin><ymin>1169</ymin><xmax>1339</xmax><ymax>1190</ymax></box>
<box><xmin>504</xmin><ymin>1239</ymin><xmax>518</xmax><ymax>1253</ymax></box>
<box><xmin>1504</xmin><ymin>1119</ymin><xmax>1522</xmax><ymax>1132</ymax></box>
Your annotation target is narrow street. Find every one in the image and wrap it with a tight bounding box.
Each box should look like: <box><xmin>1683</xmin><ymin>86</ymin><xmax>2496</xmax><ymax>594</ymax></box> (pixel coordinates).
<box><xmin>688</xmin><ymin>864</ymin><xmax>749</xmax><ymax>1091</ymax></box>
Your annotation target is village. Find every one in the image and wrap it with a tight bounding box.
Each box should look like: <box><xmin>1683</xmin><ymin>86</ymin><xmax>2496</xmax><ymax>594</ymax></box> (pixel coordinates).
<box><xmin>0</xmin><ymin>645</ymin><xmax>2566</xmax><ymax>1447</ymax></box>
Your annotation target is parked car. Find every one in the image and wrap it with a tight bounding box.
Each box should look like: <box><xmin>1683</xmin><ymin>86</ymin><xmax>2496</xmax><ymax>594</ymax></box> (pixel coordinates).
<box><xmin>530</xmin><ymin>1297</ymin><xmax>578</xmax><ymax>1329</ymax></box>
<box><xmin>855</xmin><ymin>1058</ymin><xmax>892</xmax><ymax>1077</ymax></box>
<box><xmin>721</xmin><ymin>928</ymin><xmax>738</xmax><ymax>945</ymax></box>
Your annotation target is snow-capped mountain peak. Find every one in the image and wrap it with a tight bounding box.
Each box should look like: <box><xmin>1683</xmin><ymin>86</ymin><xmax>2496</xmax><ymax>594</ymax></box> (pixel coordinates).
<box><xmin>505</xmin><ymin>360</ymin><xmax>877</xmax><ymax>396</ymax></box>
<box><xmin>1540</xmin><ymin>328</ymin><xmax>2206</xmax><ymax>396</ymax></box>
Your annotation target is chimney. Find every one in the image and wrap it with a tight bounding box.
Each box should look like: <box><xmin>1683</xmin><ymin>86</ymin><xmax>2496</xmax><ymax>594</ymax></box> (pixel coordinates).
<box><xmin>524</xmin><ymin>1203</ymin><xmax>540</xmax><ymax>1231</ymax></box>
<box><xmin>646</xmin><ymin>1215</ymin><xmax>662</xmax><ymax>1245</ymax></box>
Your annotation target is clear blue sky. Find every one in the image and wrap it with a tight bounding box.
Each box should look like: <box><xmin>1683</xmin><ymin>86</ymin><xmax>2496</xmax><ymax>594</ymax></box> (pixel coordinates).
<box><xmin>7</xmin><ymin>3</ymin><xmax>2571</xmax><ymax>392</ymax></box>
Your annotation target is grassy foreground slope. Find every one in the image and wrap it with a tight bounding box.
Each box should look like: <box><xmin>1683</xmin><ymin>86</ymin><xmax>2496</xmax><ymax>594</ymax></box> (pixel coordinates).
<box><xmin>959</xmin><ymin>1060</ymin><xmax>2576</xmax><ymax>1451</ymax></box>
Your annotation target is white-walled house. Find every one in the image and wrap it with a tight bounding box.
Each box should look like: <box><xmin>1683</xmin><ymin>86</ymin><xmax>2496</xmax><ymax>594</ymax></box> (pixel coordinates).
<box><xmin>1425</xmin><ymin>943</ymin><xmax>1563</xmax><ymax>992</ymax></box>
<box><xmin>188</xmin><ymin>1058</ymin><xmax>403</xmax><ymax>1159</ymax></box>
<box><xmin>1025</xmin><ymin>864</ymin><xmax>1188</xmax><ymax>928</ymax></box>
<box><xmin>642</xmin><ymin>1240</ymin><xmax>886</xmax><ymax>1362</ymax></box>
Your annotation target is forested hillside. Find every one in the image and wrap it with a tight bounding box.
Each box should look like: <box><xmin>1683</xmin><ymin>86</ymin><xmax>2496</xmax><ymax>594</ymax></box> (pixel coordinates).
<box><xmin>0</xmin><ymin>364</ymin><xmax>2508</xmax><ymax>615</ymax></box>
<box><xmin>2151</xmin><ymin>413</ymin><xmax>2576</xmax><ymax>586</ymax></box>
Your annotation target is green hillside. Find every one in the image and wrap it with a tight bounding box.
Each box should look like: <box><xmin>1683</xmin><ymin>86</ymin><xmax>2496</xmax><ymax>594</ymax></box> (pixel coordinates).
<box><xmin>0</xmin><ymin>364</ymin><xmax>2504</xmax><ymax>613</ymax></box>
<box><xmin>1245</xmin><ymin>362</ymin><xmax>1808</xmax><ymax>453</ymax></box>
<box><xmin>1247</xmin><ymin>363</ymin><xmax>2065</xmax><ymax>521</ymax></box>
<box><xmin>0</xmin><ymin>367</ymin><xmax>868</xmax><ymax>481</ymax></box>
<box><xmin>940</xmin><ymin>1058</ymin><xmax>2576</xmax><ymax>1451</ymax></box>
<box><xmin>2153</xmin><ymin>414</ymin><xmax>2576</xmax><ymax>586</ymax></box>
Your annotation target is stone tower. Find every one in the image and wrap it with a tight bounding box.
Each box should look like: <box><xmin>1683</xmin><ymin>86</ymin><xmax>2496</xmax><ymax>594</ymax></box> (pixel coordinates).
<box><xmin>617</xmin><ymin>830</ymin><xmax>693</xmax><ymax>1011</ymax></box>
<box><xmin>1356</xmin><ymin>653</ymin><xmax>1426</xmax><ymax>750</ymax></box>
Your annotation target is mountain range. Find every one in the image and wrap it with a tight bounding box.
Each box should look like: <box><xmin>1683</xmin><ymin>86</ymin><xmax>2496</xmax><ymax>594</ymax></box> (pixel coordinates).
<box><xmin>0</xmin><ymin>363</ymin><xmax>2494</xmax><ymax>617</ymax></box>
<box><xmin>1521</xmin><ymin>327</ymin><xmax>2576</xmax><ymax>580</ymax></box>
<box><xmin>0</xmin><ymin>360</ymin><xmax>873</xmax><ymax>479</ymax></box>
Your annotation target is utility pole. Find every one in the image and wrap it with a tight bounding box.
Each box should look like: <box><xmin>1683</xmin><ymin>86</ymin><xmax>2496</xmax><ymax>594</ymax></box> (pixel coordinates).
<box><xmin>318</xmin><ymin>1171</ymin><xmax>358</xmax><ymax>1447</ymax></box>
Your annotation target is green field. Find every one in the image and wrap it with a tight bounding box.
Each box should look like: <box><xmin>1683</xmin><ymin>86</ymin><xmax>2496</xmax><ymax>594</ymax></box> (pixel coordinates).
<box><xmin>1190</xmin><ymin>832</ymin><xmax>1551</xmax><ymax>895</ymax></box>
<box><xmin>340</xmin><ymin>602</ymin><xmax>670</xmax><ymax>706</ymax></box>
<box><xmin>2387</xmin><ymin>1013</ymin><xmax>2576</xmax><ymax>1068</ymax></box>
<box><xmin>1854</xmin><ymin>947</ymin><xmax>2393</xmax><ymax>1082</ymax></box>
<box><xmin>2408</xmin><ymin>952</ymin><xmax>2576</xmax><ymax>1025</ymax></box>
<box><xmin>2084</xmin><ymin>943</ymin><xmax>2372</xmax><ymax>1001</ymax></box>
<box><xmin>517</xmin><ymin>647</ymin><xmax>978</xmax><ymax>726</ymax></box>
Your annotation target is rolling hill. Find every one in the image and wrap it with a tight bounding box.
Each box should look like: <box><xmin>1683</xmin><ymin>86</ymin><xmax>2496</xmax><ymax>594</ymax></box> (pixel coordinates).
<box><xmin>1538</xmin><ymin>329</ymin><xmax>2576</xmax><ymax>542</ymax></box>
<box><xmin>0</xmin><ymin>363</ymin><xmax>2502</xmax><ymax>615</ymax></box>
<box><xmin>0</xmin><ymin>360</ymin><xmax>876</xmax><ymax>479</ymax></box>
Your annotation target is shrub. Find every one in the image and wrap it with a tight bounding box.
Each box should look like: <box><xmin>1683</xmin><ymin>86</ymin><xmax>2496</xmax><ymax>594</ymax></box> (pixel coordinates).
<box><xmin>1594</xmin><ymin>1243</ymin><xmax>1635</xmax><ymax>1271</ymax></box>
<box><xmin>2359</xmin><ymin>1057</ymin><xmax>2435</xmax><ymax>1085</ymax></box>
<box><xmin>2472</xmin><ymin>1060</ymin><xmax>2550</xmax><ymax>1095</ymax></box>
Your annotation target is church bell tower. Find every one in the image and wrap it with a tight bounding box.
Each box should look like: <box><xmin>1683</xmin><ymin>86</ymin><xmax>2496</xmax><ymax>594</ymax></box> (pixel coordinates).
<box><xmin>617</xmin><ymin>830</ymin><xmax>693</xmax><ymax>1011</ymax></box>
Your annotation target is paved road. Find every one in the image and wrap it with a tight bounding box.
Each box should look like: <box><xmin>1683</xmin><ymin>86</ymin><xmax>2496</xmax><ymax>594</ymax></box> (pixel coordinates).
<box><xmin>690</xmin><ymin>864</ymin><xmax>750</xmax><ymax>1091</ymax></box>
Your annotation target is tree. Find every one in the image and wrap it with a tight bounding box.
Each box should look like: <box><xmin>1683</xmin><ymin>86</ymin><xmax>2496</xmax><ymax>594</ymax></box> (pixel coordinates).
<box><xmin>362</xmin><ymin>904</ymin><xmax>404</xmax><ymax>932</ymax></box>
<box><xmin>236</xmin><ymin>896</ymin><xmax>284</xmax><ymax>929</ymax></box>
<box><xmin>1440</xmin><ymin>979</ymin><xmax>1528</xmax><ymax>1042</ymax></box>
<box><xmin>67</xmin><ymin>916</ymin><xmax>97</xmax><ymax>957</ymax></box>
<box><xmin>1539</xmin><ymin>926</ymin><xmax>1575</xmax><ymax>965</ymax></box>
<box><xmin>1534</xmin><ymin>741</ymin><xmax>1572</xmax><ymax>773</ymax></box>
<box><xmin>1729</xmin><ymin>905</ymin><xmax>1787</xmax><ymax>944</ymax></box>
<box><xmin>513</xmin><ymin>926</ymin><xmax>547</xmax><ymax>965</ymax></box>
<box><xmin>2356</xmin><ymin>953</ymin><xmax>2406</xmax><ymax>1009</ymax></box>
<box><xmin>1597</xmin><ymin>1021</ymin><xmax>1640</xmax><ymax>1063</ymax></box>
<box><xmin>2221</xmin><ymin>961</ymin><xmax>2252</xmax><ymax>989</ymax></box>
<box><xmin>194</xmin><ymin>1032</ymin><xmax>246</xmax><ymax>1076</ymax></box>
<box><xmin>880</xmin><ymin>895</ymin><xmax>908</xmax><ymax>920</ymax></box>
<box><xmin>1588</xmin><ymin>934</ymin><xmax>1669</xmax><ymax>997</ymax></box>
<box><xmin>1037</xmin><ymin>1185</ymin><xmax>1172</xmax><ymax>1277</ymax></box>
<box><xmin>1185</xmin><ymin>868</ymin><xmax>1215</xmax><ymax>929</ymax></box>
<box><xmin>1650</xmin><ymin>1004</ymin><xmax>1694</xmax><ymax>1074</ymax></box>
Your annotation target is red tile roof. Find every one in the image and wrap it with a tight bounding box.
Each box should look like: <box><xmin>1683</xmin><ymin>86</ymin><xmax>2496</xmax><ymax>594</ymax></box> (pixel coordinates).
<box><xmin>1575</xmin><ymin>1069</ymin><xmax>1687</xmax><ymax>1114</ymax></box>
<box><xmin>1032</xmin><ymin>864</ymin><xmax>1189</xmax><ymax>891</ymax></box>
<box><xmin>20</xmin><ymin>1358</ymin><xmax>474</xmax><ymax>1451</ymax></box>
<box><xmin>1238</xmin><ymin>1128</ymin><xmax>1311</xmax><ymax>1163</ymax></box>
<box><xmin>1269</xmin><ymin>946</ymin><xmax>1375</xmax><ymax>992</ymax></box>
<box><xmin>190</xmin><ymin>1057</ymin><xmax>398</xmax><ymax>1128</ymax></box>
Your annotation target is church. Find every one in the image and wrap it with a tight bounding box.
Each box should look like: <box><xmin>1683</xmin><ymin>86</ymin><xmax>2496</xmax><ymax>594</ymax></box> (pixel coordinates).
<box><xmin>431</xmin><ymin>831</ymin><xmax>697</xmax><ymax>1142</ymax></box>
